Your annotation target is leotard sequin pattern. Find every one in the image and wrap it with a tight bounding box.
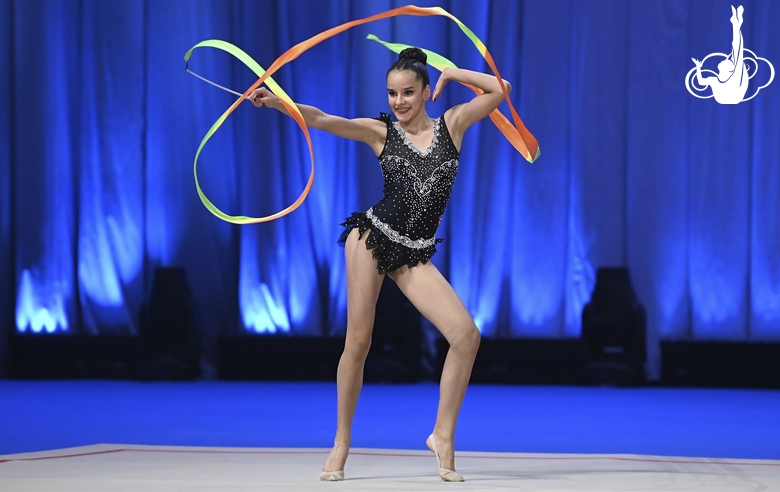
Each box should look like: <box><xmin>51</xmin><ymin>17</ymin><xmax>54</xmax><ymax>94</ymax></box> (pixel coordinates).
<box><xmin>338</xmin><ymin>113</ymin><xmax>460</xmax><ymax>273</ymax></box>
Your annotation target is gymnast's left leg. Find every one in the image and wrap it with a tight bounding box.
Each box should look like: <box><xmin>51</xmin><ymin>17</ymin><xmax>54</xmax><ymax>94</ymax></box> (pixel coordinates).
<box><xmin>387</xmin><ymin>262</ymin><xmax>480</xmax><ymax>480</ymax></box>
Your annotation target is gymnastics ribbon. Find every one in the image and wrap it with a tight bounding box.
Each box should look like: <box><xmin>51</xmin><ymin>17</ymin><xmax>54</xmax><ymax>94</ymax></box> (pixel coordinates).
<box><xmin>185</xmin><ymin>5</ymin><xmax>540</xmax><ymax>225</ymax></box>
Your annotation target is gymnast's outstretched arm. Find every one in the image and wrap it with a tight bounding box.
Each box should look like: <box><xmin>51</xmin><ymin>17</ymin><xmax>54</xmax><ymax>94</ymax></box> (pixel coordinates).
<box><xmin>248</xmin><ymin>87</ymin><xmax>386</xmax><ymax>150</ymax></box>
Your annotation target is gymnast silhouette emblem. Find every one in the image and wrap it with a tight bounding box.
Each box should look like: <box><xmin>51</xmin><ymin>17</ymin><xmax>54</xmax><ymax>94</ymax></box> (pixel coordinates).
<box><xmin>685</xmin><ymin>5</ymin><xmax>774</xmax><ymax>104</ymax></box>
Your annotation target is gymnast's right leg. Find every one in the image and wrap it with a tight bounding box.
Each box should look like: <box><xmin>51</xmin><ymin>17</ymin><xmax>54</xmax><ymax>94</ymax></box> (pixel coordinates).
<box><xmin>321</xmin><ymin>228</ymin><xmax>385</xmax><ymax>480</ymax></box>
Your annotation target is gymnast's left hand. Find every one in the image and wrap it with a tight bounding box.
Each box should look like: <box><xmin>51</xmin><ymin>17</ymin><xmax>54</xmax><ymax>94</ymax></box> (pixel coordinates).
<box><xmin>431</xmin><ymin>68</ymin><xmax>452</xmax><ymax>103</ymax></box>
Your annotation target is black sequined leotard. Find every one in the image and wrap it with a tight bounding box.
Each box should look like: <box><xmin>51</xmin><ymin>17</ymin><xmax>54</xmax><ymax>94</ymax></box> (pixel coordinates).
<box><xmin>338</xmin><ymin>112</ymin><xmax>460</xmax><ymax>273</ymax></box>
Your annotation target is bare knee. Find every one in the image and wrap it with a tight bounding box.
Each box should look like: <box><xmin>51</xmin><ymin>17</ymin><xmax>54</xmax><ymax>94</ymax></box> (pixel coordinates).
<box><xmin>343</xmin><ymin>333</ymin><xmax>372</xmax><ymax>362</ymax></box>
<box><xmin>450</xmin><ymin>324</ymin><xmax>480</xmax><ymax>354</ymax></box>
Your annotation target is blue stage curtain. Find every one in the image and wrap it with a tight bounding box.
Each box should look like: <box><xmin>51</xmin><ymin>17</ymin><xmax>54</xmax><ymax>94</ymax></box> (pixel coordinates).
<box><xmin>748</xmin><ymin>0</ymin><xmax>780</xmax><ymax>340</ymax></box>
<box><xmin>3</xmin><ymin>0</ymin><xmax>779</xmax><ymax>379</ymax></box>
<box><xmin>12</xmin><ymin>0</ymin><xmax>80</xmax><ymax>337</ymax></box>
<box><xmin>0</xmin><ymin>0</ymin><xmax>12</xmax><ymax>374</ymax></box>
<box><xmin>77</xmin><ymin>0</ymin><xmax>145</xmax><ymax>334</ymax></box>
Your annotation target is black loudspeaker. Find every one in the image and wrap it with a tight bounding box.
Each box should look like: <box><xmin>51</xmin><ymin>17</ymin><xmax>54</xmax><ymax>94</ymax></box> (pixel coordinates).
<box><xmin>364</xmin><ymin>276</ymin><xmax>424</xmax><ymax>383</ymax></box>
<box><xmin>581</xmin><ymin>267</ymin><xmax>646</xmax><ymax>385</ymax></box>
<box><xmin>138</xmin><ymin>267</ymin><xmax>200</xmax><ymax>380</ymax></box>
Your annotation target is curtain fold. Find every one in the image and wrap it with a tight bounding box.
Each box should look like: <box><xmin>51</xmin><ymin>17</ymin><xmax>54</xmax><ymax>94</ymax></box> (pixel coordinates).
<box><xmin>144</xmin><ymin>0</ymin><xmax>240</xmax><ymax>370</ymax></box>
<box><xmin>13</xmin><ymin>0</ymin><xmax>80</xmax><ymax>335</ymax></box>
<box><xmin>78</xmin><ymin>0</ymin><xmax>146</xmax><ymax>334</ymax></box>
<box><xmin>2</xmin><ymin>0</ymin><xmax>779</xmax><ymax>379</ymax></box>
<box><xmin>749</xmin><ymin>0</ymin><xmax>780</xmax><ymax>340</ymax></box>
<box><xmin>508</xmin><ymin>0</ymin><xmax>570</xmax><ymax>338</ymax></box>
<box><xmin>1</xmin><ymin>0</ymin><xmax>12</xmax><ymax>373</ymax></box>
<box><xmin>626</xmin><ymin>0</ymin><xmax>691</xmax><ymax>374</ymax></box>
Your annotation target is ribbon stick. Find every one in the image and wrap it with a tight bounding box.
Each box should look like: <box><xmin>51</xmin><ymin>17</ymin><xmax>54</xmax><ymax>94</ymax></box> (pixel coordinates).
<box><xmin>186</xmin><ymin>5</ymin><xmax>540</xmax><ymax>225</ymax></box>
<box><xmin>185</xmin><ymin>68</ymin><xmax>245</xmax><ymax>98</ymax></box>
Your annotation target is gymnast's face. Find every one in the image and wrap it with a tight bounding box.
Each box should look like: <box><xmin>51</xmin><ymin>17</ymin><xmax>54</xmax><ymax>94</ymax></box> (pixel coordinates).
<box><xmin>386</xmin><ymin>70</ymin><xmax>430</xmax><ymax>123</ymax></box>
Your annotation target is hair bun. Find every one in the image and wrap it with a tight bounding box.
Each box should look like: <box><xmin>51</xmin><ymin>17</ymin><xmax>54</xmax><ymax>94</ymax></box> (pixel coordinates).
<box><xmin>398</xmin><ymin>47</ymin><xmax>427</xmax><ymax>65</ymax></box>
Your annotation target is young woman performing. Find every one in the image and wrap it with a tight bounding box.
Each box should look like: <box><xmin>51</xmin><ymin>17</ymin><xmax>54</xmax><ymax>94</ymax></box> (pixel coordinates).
<box><xmin>250</xmin><ymin>48</ymin><xmax>512</xmax><ymax>482</ymax></box>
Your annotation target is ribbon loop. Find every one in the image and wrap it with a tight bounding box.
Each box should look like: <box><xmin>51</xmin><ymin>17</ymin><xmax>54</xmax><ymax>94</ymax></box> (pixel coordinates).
<box><xmin>186</xmin><ymin>5</ymin><xmax>540</xmax><ymax>224</ymax></box>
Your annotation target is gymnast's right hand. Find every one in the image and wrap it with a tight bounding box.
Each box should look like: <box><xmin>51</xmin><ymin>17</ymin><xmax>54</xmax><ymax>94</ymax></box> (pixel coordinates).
<box><xmin>249</xmin><ymin>87</ymin><xmax>278</xmax><ymax>108</ymax></box>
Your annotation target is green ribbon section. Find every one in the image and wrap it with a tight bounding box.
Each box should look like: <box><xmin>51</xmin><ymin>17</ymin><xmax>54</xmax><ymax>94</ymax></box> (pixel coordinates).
<box><xmin>184</xmin><ymin>40</ymin><xmax>312</xmax><ymax>224</ymax></box>
<box><xmin>366</xmin><ymin>34</ymin><xmax>459</xmax><ymax>71</ymax></box>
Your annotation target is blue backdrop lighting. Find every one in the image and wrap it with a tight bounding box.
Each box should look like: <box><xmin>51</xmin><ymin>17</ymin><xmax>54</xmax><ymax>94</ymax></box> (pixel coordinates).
<box><xmin>1</xmin><ymin>0</ymin><xmax>779</xmax><ymax>379</ymax></box>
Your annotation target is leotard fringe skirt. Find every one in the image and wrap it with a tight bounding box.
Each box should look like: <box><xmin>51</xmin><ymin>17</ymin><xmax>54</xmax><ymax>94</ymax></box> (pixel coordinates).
<box><xmin>337</xmin><ymin>212</ymin><xmax>442</xmax><ymax>274</ymax></box>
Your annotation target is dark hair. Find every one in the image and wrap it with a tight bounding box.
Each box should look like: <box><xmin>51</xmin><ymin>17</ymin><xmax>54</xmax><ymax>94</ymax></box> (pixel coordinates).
<box><xmin>387</xmin><ymin>47</ymin><xmax>430</xmax><ymax>88</ymax></box>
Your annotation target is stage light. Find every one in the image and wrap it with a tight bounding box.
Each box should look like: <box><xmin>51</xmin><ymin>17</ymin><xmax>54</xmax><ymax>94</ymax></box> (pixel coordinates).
<box><xmin>581</xmin><ymin>267</ymin><xmax>647</xmax><ymax>385</ymax></box>
<box><xmin>139</xmin><ymin>267</ymin><xmax>200</xmax><ymax>380</ymax></box>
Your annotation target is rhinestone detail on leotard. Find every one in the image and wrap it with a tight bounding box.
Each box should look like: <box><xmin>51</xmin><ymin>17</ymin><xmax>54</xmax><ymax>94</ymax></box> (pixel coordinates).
<box><xmin>365</xmin><ymin>208</ymin><xmax>437</xmax><ymax>249</ymax></box>
<box><xmin>338</xmin><ymin>112</ymin><xmax>460</xmax><ymax>273</ymax></box>
<box><xmin>394</xmin><ymin>118</ymin><xmax>441</xmax><ymax>158</ymax></box>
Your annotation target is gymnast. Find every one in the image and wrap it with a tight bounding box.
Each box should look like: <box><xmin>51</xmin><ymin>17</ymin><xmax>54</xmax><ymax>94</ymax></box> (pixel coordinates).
<box><xmin>250</xmin><ymin>47</ymin><xmax>512</xmax><ymax>482</ymax></box>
